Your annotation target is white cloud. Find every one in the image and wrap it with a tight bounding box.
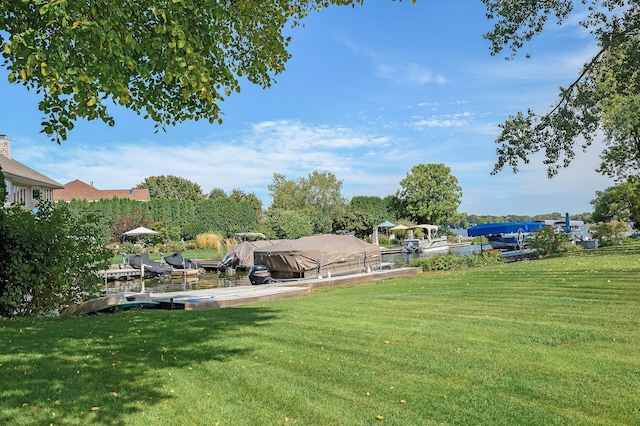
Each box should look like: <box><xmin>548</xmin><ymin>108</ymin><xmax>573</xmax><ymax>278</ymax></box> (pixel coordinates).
<box><xmin>376</xmin><ymin>62</ymin><xmax>447</xmax><ymax>86</ymax></box>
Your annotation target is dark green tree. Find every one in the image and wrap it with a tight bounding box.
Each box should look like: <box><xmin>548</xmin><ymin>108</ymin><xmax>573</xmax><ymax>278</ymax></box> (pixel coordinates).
<box><xmin>340</xmin><ymin>196</ymin><xmax>393</xmax><ymax>238</ymax></box>
<box><xmin>196</xmin><ymin>197</ymin><xmax>258</xmax><ymax>237</ymax></box>
<box><xmin>263</xmin><ymin>208</ymin><xmax>313</xmax><ymax>239</ymax></box>
<box><xmin>208</xmin><ymin>187</ymin><xmax>228</xmax><ymax>200</ymax></box>
<box><xmin>591</xmin><ymin>179</ymin><xmax>640</xmax><ymax>230</ymax></box>
<box><xmin>230</xmin><ymin>188</ymin><xmax>263</xmax><ymax>220</ymax></box>
<box><xmin>137</xmin><ymin>175</ymin><xmax>202</xmax><ymax>201</ymax></box>
<box><xmin>0</xmin><ymin>166</ymin><xmax>6</xmax><ymax>202</ymax></box>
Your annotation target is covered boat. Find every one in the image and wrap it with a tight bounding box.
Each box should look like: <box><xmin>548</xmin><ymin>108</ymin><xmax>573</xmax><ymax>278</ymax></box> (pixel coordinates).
<box><xmin>253</xmin><ymin>234</ymin><xmax>381</xmax><ymax>279</ymax></box>
<box><xmin>127</xmin><ymin>253</ymin><xmax>173</xmax><ymax>277</ymax></box>
<box><xmin>163</xmin><ymin>252</ymin><xmax>199</xmax><ymax>269</ymax></box>
<box><xmin>467</xmin><ymin>222</ymin><xmax>544</xmax><ymax>250</ymax></box>
<box><xmin>219</xmin><ymin>239</ymin><xmax>282</xmax><ymax>270</ymax></box>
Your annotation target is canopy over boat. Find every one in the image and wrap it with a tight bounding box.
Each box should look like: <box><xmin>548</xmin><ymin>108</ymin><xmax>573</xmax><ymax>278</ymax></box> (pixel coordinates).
<box><xmin>222</xmin><ymin>239</ymin><xmax>282</xmax><ymax>269</ymax></box>
<box><xmin>253</xmin><ymin>234</ymin><xmax>381</xmax><ymax>279</ymax></box>
<box><xmin>467</xmin><ymin>222</ymin><xmax>544</xmax><ymax>237</ymax></box>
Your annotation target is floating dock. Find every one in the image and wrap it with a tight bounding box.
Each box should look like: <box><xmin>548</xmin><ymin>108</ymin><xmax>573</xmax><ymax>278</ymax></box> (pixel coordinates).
<box><xmin>150</xmin><ymin>267</ymin><xmax>421</xmax><ymax>310</ymax></box>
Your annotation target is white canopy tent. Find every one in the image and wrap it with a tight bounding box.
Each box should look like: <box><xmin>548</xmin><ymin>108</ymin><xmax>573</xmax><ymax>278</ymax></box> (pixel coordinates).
<box><xmin>123</xmin><ymin>226</ymin><xmax>158</xmax><ymax>236</ymax></box>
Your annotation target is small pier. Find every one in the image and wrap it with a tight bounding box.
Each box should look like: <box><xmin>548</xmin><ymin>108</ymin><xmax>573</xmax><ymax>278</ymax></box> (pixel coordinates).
<box><xmin>98</xmin><ymin>265</ymin><xmax>143</xmax><ymax>281</ymax></box>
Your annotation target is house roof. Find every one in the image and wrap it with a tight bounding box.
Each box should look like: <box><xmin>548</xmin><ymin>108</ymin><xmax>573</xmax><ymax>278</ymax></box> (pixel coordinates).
<box><xmin>53</xmin><ymin>179</ymin><xmax>151</xmax><ymax>202</ymax></box>
<box><xmin>0</xmin><ymin>154</ymin><xmax>64</xmax><ymax>189</ymax></box>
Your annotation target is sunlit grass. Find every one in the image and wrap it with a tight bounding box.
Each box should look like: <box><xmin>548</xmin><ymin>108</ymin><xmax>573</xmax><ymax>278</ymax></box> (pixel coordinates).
<box><xmin>2</xmin><ymin>250</ymin><xmax>640</xmax><ymax>425</ymax></box>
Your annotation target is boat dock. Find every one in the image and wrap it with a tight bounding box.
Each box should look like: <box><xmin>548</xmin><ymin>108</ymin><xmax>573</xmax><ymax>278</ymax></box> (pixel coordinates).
<box><xmin>98</xmin><ymin>265</ymin><xmax>143</xmax><ymax>281</ymax></box>
<box><xmin>150</xmin><ymin>267</ymin><xmax>421</xmax><ymax>310</ymax></box>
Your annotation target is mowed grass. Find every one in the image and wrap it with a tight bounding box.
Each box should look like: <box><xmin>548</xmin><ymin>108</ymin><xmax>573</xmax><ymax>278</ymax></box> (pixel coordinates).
<box><xmin>2</xmin><ymin>250</ymin><xmax>640</xmax><ymax>425</ymax></box>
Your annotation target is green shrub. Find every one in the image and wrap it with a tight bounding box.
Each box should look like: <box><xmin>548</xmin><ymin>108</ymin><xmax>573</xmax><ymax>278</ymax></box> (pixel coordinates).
<box><xmin>528</xmin><ymin>227</ymin><xmax>570</xmax><ymax>255</ymax></box>
<box><xmin>0</xmin><ymin>201</ymin><xmax>112</xmax><ymax>317</ymax></box>
<box><xmin>410</xmin><ymin>250</ymin><xmax>504</xmax><ymax>272</ymax></box>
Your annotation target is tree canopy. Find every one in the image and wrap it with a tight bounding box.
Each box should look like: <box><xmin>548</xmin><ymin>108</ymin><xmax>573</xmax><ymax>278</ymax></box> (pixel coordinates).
<box><xmin>397</xmin><ymin>163</ymin><xmax>462</xmax><ymax>226</ymax></box>
<box><xmin>590</xmin><ymin>179</ymin><xmax>640</xmax><ymax>230</ymax></box>
<box><xmin>137</xmin><ymin>175</ymin><xmax>203</xmax><ymax>201</ymax></box>
<box><xmin>486</xmin><ymin>0</ymin><xmax>640</xmax><ymax>181</ymax></box>
<box><xmin>0</xmin><ymin>0</ymin><xmax>419</xmax><ymax>142</ymax></box>
<box><xmin>268</xmin><ymin>170</ymin><xmax>347</xmax><ymax>234</ymax></box>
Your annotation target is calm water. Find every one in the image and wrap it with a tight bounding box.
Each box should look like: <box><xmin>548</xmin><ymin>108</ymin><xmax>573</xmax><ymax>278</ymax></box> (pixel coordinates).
<box><xmin>105</xmin><ymin>244</ymin><xmax>483</xmax><ymax>294</ymax></box>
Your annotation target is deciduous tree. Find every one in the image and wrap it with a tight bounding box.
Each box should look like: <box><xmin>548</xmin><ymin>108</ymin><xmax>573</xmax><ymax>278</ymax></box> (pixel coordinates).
<box><xmin>268</xmin><ymin>170</ymin><xmax>347</xmax><ymax>234</ymax></box>
<box><xmin>485</xmin><ymin>0</ymin><xmax>640</xmax><ymax>180</ymax></box>
<box><xmin>397</xmin><ymin>163</ymin><xmax>462</xmax><ymax>226</ymax></box>
<box><xmin>0</xmin><ymin>0</ymin><xmax>416</xmax><ymax>142</ymax></box>
<box><xmin>137</xmin><ymin>175</ymin><xmax>202</xmax><ymax>201</ymax></box>
<box><xmin>591</xmin><ymin>179</ymin><xmax>640</xmax><ymax>230</ymax></box>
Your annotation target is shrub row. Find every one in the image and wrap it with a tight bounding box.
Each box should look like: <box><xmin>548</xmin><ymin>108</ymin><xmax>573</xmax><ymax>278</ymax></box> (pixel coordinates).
<box><xmin>410</xmin><ymin>250</ymin><xmax>504</xmax><ymax>272</ymax></box>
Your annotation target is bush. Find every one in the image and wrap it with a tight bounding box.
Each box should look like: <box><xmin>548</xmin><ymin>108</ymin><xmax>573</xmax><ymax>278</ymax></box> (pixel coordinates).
<box><xmin>0</xmin><ymin>201</ymin><xmax>112</xmax><ymax>317</ymax></box>
<box><xmin>410</xmin><ymin>250</ymin><xmax>503</xmax><ymax>272</ymax></box>
<box><xmin>528</xmin><ymin>227</ymin><xmax>570</xmax><ymax>255</ymax></box>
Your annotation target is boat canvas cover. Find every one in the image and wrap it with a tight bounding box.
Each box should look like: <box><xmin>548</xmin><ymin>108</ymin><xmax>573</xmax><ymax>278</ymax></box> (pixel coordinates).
<box><xmin>467</xmin><ymin>222</ymin><xmax>544</xmax><ymax>237</ymax></box>
<box><xmin>253</xmin><ymin>234</ymin><xmax>381</xmax><ymax>275</ymax></box>
<box><xmin>229</xmin><ymin>239</ymin><xmax>281</xmax><ymax>268</ymax></box>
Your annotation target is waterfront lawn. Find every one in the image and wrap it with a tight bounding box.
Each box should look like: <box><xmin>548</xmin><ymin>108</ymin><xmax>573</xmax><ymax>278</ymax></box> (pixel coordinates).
<box><xmin>2</xmin><ymin>250</ymin><xmax>640</xmax><ymax>425</ymax></box>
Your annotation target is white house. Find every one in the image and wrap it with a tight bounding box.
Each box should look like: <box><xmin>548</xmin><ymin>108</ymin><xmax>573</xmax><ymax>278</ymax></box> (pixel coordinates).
<box><xmin>0</xmin><ymin>134</ymin><xmax>64</xmax><ymax>210</ymax></box>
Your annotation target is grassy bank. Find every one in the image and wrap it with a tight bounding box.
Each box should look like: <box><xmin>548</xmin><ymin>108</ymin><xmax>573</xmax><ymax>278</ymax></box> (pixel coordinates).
<box><xmin>2</xmin><ymin>250</ymin><xmax>639</xmax><ymax>425</ymax></box>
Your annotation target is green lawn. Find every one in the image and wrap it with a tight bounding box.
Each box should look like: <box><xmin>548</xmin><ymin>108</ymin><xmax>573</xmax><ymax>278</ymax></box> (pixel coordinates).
<box><xmin>2</xmin><ymin>249</ymin><xmax>640</xmax><ymax>425</ymax></box>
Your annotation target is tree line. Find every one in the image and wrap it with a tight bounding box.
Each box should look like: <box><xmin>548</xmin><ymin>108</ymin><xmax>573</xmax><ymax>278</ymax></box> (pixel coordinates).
<box><xmin>66</xmin><ymin>165</ymin><xmax>606</xmax><ymax>247</ymax></box>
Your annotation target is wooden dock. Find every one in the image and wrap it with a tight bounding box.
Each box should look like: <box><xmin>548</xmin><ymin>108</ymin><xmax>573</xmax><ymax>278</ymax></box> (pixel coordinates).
<box><xmin>98</xmin><ymin>265</ymin><xmax>143</xmax><ymax>281</ymax></box>
<box><xmin>170</xmin><ymin>268</ymin><xmax>200</xmax><ymax>278</ymax></box>
<box><xmin>150</xmin><ymin>267</ymin><xmax>421</xmax><ymax>310</ymax></box>
<box><xmin>196</xmin><ymin>259</ymin><xmax>221</xmax><ymax>271</ymax></box>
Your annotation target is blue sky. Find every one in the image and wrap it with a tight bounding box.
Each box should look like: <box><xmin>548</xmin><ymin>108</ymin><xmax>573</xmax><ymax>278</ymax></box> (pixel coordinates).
<box><xmin>1</xmin><ymin>1</ymin><xmax>613</xmax><ymax>216</ymax></box>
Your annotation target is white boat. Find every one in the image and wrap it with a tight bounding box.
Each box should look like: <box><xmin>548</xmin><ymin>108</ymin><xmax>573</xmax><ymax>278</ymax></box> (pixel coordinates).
<box><xmin>401</xmin><ymin>225</ymin><xmax>450</xmax><ymax>254</ymax></box>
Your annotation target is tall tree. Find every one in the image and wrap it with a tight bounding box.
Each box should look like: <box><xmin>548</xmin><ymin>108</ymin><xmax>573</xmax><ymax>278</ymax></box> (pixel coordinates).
<box><xmin>268</xmin><ymin>170</ymin><xmax>347</xmax><ymax>234</ymax></box>
<box><xmin>137</xmin><ymin>175</ymin><xmax>202</xmax><ymax>201</ymax></box>
<box><xmin>591</xmin><ymin>179</ymin><xmax>640</xmax><ymax>230</ymax></box>
<box><xmin>485</xmin><ymin>0</ymin><xmax>640</xmax><ymax>180</ymax></box>
<box><xmin>207</xmin><ymin>187</ymin><xmax>227</xmax><ymax>200</ymax></box>
<box><xmin>263</xmin><ymin>208</ymin><xmax>313</xmax><ymax>239</ymax></box>
<box><xmin>341</xmin><ymin>195</ymin><xmax>392</xmax><ymax>238</ymax></box>
<box><xmin>397</xmin><ymin>163</ymin><xmax>462</xmax><ymax>226</ymax></box>
<box><xmin>0</xmin><ymin>0</ymin><xmax>417</xmax><ymax>142</ymax></box>
<box><xmin>230</xmin><ymin>188</ymin><xmax>263</xmax><ymax>220</ymax></box>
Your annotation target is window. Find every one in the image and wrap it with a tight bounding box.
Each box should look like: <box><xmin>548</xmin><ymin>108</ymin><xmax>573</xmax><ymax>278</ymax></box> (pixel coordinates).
<box><xmin>32</xmin><ymin>187</ymin><xmax>41</xmax><ymax>200</ymax></box>
<box><xmin>13</xmin><ymin>186</ymin><xmax>26</xmax><ymax>205</ymax></box>
<box><xmin>42</xmin><ymin>188</ymin><xmax>53</xmax><ymax>201</ymax></box>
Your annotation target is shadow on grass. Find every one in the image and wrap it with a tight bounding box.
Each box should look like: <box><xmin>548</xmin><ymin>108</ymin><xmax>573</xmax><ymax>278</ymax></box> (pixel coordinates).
<box><xmin>0</xmin><ymin>306</ymin><xmax>280</xmax><ymax>425</ymax></box>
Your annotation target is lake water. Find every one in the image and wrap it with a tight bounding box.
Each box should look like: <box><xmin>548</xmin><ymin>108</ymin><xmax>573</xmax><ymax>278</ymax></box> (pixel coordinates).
<box><xmin>105</xmin><ymin>244</ymin><xmax>484</xmax><ymax>294</ymax></box>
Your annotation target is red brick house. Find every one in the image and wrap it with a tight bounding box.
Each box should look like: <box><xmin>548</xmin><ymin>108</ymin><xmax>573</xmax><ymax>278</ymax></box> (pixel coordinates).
<box><xmin>54</xmin><ymin>179</ymin><xmax>151</xmax><ymax>202</ymax></box>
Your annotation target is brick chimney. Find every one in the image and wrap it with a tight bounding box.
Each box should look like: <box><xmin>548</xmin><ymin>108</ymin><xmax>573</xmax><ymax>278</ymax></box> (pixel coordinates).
<box><xmin>0</xmin><ymin>134</ymin><xmax>10</xmax><ymax>158</ymax></box>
